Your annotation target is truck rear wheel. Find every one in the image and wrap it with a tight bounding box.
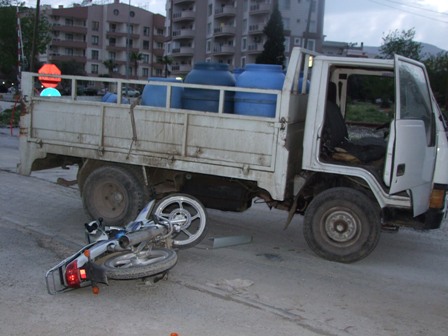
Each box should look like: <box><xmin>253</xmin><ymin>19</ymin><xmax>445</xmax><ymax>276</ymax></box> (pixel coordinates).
<box><xmin>303</xmin><ymin>187</ymin><xmax>381</xmax><ymax>263</ymax></box>
<box><xmin>82</xmin><ymin>165</ymin><xmax>146</xmax><ymax>226</ymax></box>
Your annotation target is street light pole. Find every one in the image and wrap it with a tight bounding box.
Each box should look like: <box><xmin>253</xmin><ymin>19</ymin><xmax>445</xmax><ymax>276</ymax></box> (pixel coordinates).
<box><xmin>126</xmin><ymin>0</ymin><xmax>131</xmax><ymax>80</ymax></box>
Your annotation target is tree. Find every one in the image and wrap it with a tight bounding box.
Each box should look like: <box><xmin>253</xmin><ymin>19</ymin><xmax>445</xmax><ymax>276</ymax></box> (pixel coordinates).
<box><xmin>159</xmin><ymin>55</ymin><xmax>172</xmax><ymax>78</ymax></box>
<box><xmin>21</xmin><ymin>11</ymin><xmax>52</xmax><ymax>71</ymax></box>
<box><xmin>103</xmin><ymin>59</ymin><xmax>117</xmax><ymax>76</ymax></box>
<box><xmin>130</xmin><ymin>51</ymin><xmax>142</xmax><ymax>78</ymax></box>
<box><xmin>424</xmin><ymin>51</ymin><xmax>448</xmax><ymax>111</ymax></box>
<box><xmin>0</xmin><ymin>3</ymin><xmax>51</xmax><ymax>81</ymax></box>
<box><xmin>379</xmin><ymin>28</ymin><xmax>422</xmax><ymax>60</ymax></box>
<box><xmin>0</xmin><ymin>4</ymin><xmax>18</xmax><ymax>81</ymax></box>
<box><xmin>256</xmin><ymin>1</ymin><xmax>285</xmax><ymax>66</ymax></box>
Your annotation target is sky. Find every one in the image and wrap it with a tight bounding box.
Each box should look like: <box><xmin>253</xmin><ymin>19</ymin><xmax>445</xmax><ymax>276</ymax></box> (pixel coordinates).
<box><xmin>25</xmin><ymin>0</ymin><xmax>448</xmax><ymax>51</ymax></box>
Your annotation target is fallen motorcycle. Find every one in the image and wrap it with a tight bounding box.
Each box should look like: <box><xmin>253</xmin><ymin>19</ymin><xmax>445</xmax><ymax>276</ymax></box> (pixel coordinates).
<box><xmin>45</xmin><ymin>194</ymin><xmax>207</xmax><ymax>294</ymax></box>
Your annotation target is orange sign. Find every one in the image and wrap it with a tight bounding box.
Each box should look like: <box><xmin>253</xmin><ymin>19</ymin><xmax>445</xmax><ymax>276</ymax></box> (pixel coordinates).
<box><xmin>38</xmin><ymin>64</ymin><xmax>62</xmax><ymax>88</ymax></box>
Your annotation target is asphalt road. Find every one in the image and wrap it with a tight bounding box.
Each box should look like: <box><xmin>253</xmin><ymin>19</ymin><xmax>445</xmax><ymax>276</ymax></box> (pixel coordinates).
<box><xmin>1</xmin><ymin>128</ymin><xmax>448</xmax><ymax>336</ymax></box>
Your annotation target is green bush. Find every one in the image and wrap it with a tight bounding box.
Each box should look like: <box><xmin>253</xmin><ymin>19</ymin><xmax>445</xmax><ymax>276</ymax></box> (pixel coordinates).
<box><xmin>0</xmin><ymin>108</ymin><xmax>20</xmax><ymax>127</ymax></box>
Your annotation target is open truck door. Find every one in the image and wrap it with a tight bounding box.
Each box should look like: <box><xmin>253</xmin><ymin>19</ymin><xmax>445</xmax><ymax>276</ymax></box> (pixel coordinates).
<box><xmin>383</xmin><ymin>56</ymin><xmax>437</xmax><ymax>216</ymax></box>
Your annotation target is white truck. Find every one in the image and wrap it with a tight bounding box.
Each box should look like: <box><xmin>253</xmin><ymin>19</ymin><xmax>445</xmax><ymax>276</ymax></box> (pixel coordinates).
<box><xmin>18</xmin><ymin>48</ymin><xmax>448</xmax><ymax>262</ymax></box>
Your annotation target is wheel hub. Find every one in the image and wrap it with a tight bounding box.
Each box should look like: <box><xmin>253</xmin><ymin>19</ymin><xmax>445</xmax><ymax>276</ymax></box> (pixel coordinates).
<box><xmin>171</xmin><ymin>209</ymin><xmax>191</xmax><ymax>230</ymax></box>
<box><xmin>325</xmin><ymin>210</ymin><xmax>358</xmax><ymax>243</ymax></box>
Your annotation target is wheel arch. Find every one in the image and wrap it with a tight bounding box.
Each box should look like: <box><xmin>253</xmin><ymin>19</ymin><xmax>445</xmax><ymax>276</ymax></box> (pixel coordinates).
<box><xmin>299</xmin><ymin>172</ymin><xmax>380</xmax><ymax>214</ymax></box>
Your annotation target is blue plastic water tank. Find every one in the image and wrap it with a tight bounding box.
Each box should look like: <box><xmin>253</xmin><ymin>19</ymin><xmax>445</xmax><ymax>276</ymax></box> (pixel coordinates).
<box><xmin>182</xmin><ymin>62</ymin><xmax>235</xmax><ymax>113</ymax></box>
<box><xmin>102</xmin><ymin>92</ymin><xmax>129</xmax><ymax>104</ymax></box>
<box><xmin>234</xmin><ymin>64</ymin><xmax>285</xmax><ymax>117</ymax></box>
<box><xmin>141</xmin><ymin>77</ymin><xmax>183</xmax><ymax>108</ymax></box>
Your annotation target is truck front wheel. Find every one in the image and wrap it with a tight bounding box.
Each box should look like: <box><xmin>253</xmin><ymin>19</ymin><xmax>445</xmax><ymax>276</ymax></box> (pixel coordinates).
<box><xmin>82</xmin><ymin>165</ymin><xmax>146</xmax><ymax>226</ymax></box>
<box><xmin>303</xmin><ymin>187</ymin><xmax>381</xmax><ymax>263</ymax></box>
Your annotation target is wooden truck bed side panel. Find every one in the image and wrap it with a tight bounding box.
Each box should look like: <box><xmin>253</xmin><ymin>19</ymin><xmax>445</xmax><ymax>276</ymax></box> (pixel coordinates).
<box><xmin>30</xmin><ymin>98</ymin><xmax>278</xmax><ymax>169</ymax></box>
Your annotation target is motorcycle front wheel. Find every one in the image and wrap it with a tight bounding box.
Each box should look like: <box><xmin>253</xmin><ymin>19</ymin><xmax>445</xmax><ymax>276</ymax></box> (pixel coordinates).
<box><xmin>98</xmin><ymin>248</ymin><xmax>177</xmax><ymax>280</ymax></box>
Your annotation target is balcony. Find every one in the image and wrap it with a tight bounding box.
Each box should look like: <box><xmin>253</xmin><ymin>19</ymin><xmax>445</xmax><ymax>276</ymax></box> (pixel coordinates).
<box><xmin>213</xmin><ymin>45</ymin><xmax>235</xmax><ymax>55</ymax></box>
<box><xmin>172</xmin><ymin>46</ymin><xmax>194</xmax><ymax>56</ymax></box>
<box><xmin>171</xmin><ymin>63</ymin><xmax>192</xmax><ymax>75</ymax></box>
<box><xmin>213</xmin><ymin>25</ymin><xmax>235</xmax><ymax>37</ymax></box>
<box><xmin>247</xmin><ymin>43</ymin><xmax>264</xmax><ymax>53</ymax></box>
<box><xmin>48</xmin><ymin>54</ymin><xmax>87</xmax><ymax>63</ymax></box>
<box><xmin>173</xmin><ymin>10</ymin><xmax>195</xmax><ymax>22</ymax></box>
<box><xmin>214</xmin><ymin>6</ymin><xmax>236</xmax><ymax>18</ymax></box>
<box><xmin>51</xmin><ymin>39</ymin><xmax>87</xmax><ymax>49</ymax></box>
<box><xmin>52</xmin><ymin>24</ymin><xmax>87</xmax><ymax>34</ymax></box>
<box><xmin>172</xmin><ymin>29</ymin><xmax>195</xmax><ymax>40</ymax></box>
<box><xmin>249</xmin><ymin>3</ymin><xmax>271</xmax><ymax>15</ymax></box>
<box><xmin>248</xmin><ymin>24</ymin><xmax>264</xmax><ymax>35</ymax></box>
<box><xmin>173</xmin><ymin>0</ymin><xmax>195</xmax><ymax>4</ymax></box>
<box><xmin>106</xmin><ymin>31</ymin><xmax>139</xmax><ymax>39</ymax></box>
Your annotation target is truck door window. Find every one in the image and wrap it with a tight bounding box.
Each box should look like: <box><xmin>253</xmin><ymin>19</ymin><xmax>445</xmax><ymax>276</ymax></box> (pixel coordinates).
<box><xmin>346</xmin><ymin>74</ymin><xmax>394</xmax><ymax>125</ymax></box>
<box><xmin>397</xmin><ymin>62</ymin><xmax>435</xmax><ymax>146</ymax></box>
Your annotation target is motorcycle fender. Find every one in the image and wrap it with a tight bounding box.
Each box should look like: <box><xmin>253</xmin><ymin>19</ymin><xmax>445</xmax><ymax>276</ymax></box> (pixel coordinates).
<box><xmin>87</xmin><ymin>261</ymin><xmax>109</xmax><ymax>286</ymax></box>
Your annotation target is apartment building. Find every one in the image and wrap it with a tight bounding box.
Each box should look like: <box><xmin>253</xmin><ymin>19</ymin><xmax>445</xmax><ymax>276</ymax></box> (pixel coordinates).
<box><xmin>40</xmin><ymin>0</ymin><xmax>165</xmax><ymax>79</ymax></box>
<box><xmin>164</xmin><ymin>0</ymin><xmax>325</xmax><ymax>77</ymax></box>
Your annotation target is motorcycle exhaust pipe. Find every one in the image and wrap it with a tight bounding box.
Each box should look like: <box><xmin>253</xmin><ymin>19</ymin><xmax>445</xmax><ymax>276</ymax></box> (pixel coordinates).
<box><xmin>119</xmin><ymin>227</ymin><xmax>164</xmax><ymax>249</ymax></box>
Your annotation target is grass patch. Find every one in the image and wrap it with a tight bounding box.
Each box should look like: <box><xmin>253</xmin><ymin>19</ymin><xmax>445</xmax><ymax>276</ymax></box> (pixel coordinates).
<box><xmin>346</xmin><ymin>101</ymin><xmax>393</xmax><ymax>124</ymax></box>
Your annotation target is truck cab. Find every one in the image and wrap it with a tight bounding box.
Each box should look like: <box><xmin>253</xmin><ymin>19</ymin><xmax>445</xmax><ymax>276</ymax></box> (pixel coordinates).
<box><xmin>297</xmin><ymin>52</ymin><xmax>448</xmax><ymax>262</ymax></box>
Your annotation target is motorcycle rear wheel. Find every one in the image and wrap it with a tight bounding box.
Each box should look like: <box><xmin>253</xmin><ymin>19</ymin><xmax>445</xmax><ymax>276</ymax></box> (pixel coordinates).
<box><xmin>98</xmin><ymin>248</ymin><xmax>177</xmax><ymax>280</ymax></box>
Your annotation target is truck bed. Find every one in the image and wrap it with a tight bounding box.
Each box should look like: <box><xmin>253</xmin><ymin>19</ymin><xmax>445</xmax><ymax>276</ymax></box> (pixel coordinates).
<box><xmin>19</xmin><ymin>50</ymin><xmax>310</xmax><ymax>201</ymax></box>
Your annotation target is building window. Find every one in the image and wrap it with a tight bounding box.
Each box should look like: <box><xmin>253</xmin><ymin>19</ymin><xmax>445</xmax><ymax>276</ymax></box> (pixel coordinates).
<box><xmin>92</xmin><ymin>35</ymin><xmax>99</xmax><ymax>45</ymax></box>
<box><xmin>65</xmin><ymin>48</ymin><xmax>74</xmax><ymax>56</ymax></box>
<box><xmin>143</xmin><ymin>40</ymin><xmax>149</xmax><ymax>50</ymax></box>
<box><xmin>242</xmin><ymin>37</ymin><xmax>247</xmax><ymax>50</ymax></box>
<box><xmin>109</xmin><ymin>38</ymin><xmax>116</xmax><ymax>46</ymax></box>
<box><xmin>143</xmin><ymin>54</ymin><xmax>149</xmax><ymax>63</ymax></box>
<box><xmin>109</xmin><ymin>52</ymin><xmax>116</xmax><ymax>60</ymax></box>
<box><xmin>66</xmin><ymin>33</ymin><xmax>73</xmax><ymax>40</ymax></box>
<box><xmin>143</xmin><ymin>26</ymin><xmax>150</xmax><ymax>36</ymax></box>
<box><xmin>110</xmin><ymin>23</ymin><xmax>116</xmax><ymax>32</ymax></box>
<box><xmin>65</xmin><ymin>18</ymin><xmax>73</xmax><ymax>26</ymax></box>
<box><xmin>142</xmin><ymin>68</ymin><xmax>149</xmax><ymax>77</ymax></box>
<box><xmin>130</xmin><ymin>11</ymin><xmax>135</xmax><ymax>17</ymax></box>
<box><xmin>207</xmin><ymin>40</ymin><xmax>211</xmax><ymax>53</ymax></box>
<box><xmin>91</xmin><ymin>64</ymin><xmax>98</xmax><ymax>74</ymax></box>
<box><xmin>91</xmin><ymin>50</ymin><xmax>99</xmax><ymax>60</ymax></box>
<box><xmin>156</xmin><ymin>42</ymin><xmax>163</xmax><ymax>49</ymax></box>
<box><xmin>294</xmin><ymin>37</ymin><xmax>301</xmax><ymax>45</ymax></box>
<box><xmin>208</xmin><ymin>4</ymin><xmax>213</xmax><ymax>16</ymax></box>
<box><xmin>305</xmin><ymin>39</ymin><xmax>315</xmax><ymax>51</ymax></box>
<box><xmin>92</xmin><ymin>21</ymin><xmax>99</xmax><ymax>31</ymax></box>
<box><xmin>157</xmin><ymin>28</ymin><xmax>164</xmax><ymax>35</ymax></box>
<box><xmin>113</xmin><ymin>9</ymin><xmax>119</xmax><ymax>16</ymax></box>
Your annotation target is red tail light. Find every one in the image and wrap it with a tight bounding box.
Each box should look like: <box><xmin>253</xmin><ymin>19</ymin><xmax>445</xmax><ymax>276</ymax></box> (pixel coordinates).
<box><xmin>65</xmin><ymin>260</ymin><xmax>81</xmax><ymax>288</ymax></box>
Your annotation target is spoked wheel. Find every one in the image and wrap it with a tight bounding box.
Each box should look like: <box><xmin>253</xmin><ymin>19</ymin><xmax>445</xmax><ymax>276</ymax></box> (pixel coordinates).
<box><xmin>303</xmin><ymin>187</ymin><xmax>381</xmax><ymax>263</ymax></box>
<box><xmin>154</xmin><ymin>194</ymin><xmax>207</xmax><ymax>249</ymax></box>
<box><xmin>99</xmin><ymin>248</ymin><xmax>177</xmax><ymax>280</ymax></box>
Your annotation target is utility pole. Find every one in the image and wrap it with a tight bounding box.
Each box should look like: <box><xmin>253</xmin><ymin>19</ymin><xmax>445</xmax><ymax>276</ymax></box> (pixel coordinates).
<box><xmin>29</xmin><ymin>0</ymin><xmax>40</xmax><ymax>72</ymax></box>
<box><xmin>303</xmin><ymin>0</ymin><xmax>314</xmax><ymax>50</ymax></box>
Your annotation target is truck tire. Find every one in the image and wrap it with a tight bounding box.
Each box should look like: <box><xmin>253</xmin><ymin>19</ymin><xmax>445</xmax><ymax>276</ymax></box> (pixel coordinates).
<box><xmin>82</xmin><ymin>165</ymin><xmax>146</xmax><ymax>227</ymax></box>
<box><xmin>99</xmin><ymin>248</ymin><xmax>177</xmax><ymax>280</ymax></box>
<box><xmin>303</xmin><ymin>187</ymin><xmax>381</xmax><ymax>263</ymax></box>
<box><xmin>154</xmin><ymin>193</ymin><xmax>208</xmax><ymax>249</ymax></box>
